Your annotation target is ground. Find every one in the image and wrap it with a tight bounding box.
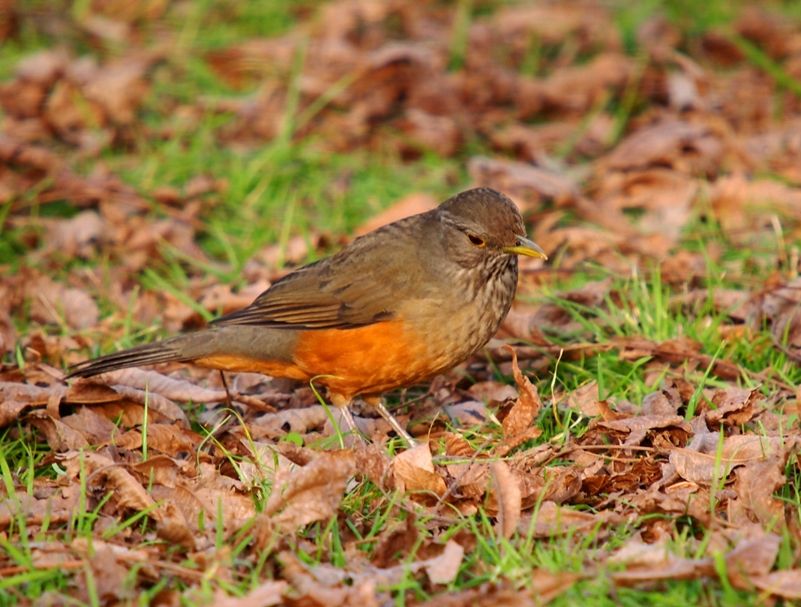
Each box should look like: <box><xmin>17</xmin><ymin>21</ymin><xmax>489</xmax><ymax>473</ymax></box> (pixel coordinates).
<box><xmin>2</xmin><ymin>1</ymin><xmax>801</xmax><ymax>605</ymax></box>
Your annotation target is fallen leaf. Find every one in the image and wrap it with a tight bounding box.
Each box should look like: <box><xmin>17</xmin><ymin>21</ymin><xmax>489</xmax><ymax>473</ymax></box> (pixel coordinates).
<box><xmin>278</xmin><ymin>550</ymin><xmax>381</xmax><ymax>607</ymax></box>
<box><xmin>566</xmin><ymin>381</ymin><xmax>603</xmax><ymax>416</ymax></box>
<box><xmin>705</xmin><ymin>387</ymin><xmax>760</xmax><ymax>428</ymax></box>
<box><xmin>392</xmin><ymin>442</ymin><xmax>447</xmax><ymax>496</ymax></box>
<box><xmin>601</xmin><ymin>119</ymin><xmax>723</xmax><ymax>175</ymax></box>
<box><xmin>264</xmin><ymin>450</ymin><xmax>357</xmax><ymax>533</ymax></box>
<box><xmin>490</xmin><ymin>460</ymin><xmax>522</xmax><ymax>539</ymax></box>
<box><xmin>417</xmin><ymin>586</ymin><xmax>536</xmax><ymax>606</ymax></box>
<box><xmin>497</xmin><ymin>347</ymin><xmax>543</xmax><ymax>455</ymax></box>
<box><xmin>372</xmin><ymin>514</ymin><xmax>419</xmax><ymax>568</ymax></box>
<box><xmin>530</xmin><ymin>569</ymin><xmax>582</xmax><ymax>605</ymax></box>
<box><xmin>520</xmin><ymin>501</ymin><xmax>606</xmax><ymax>538</ymax></box>
<box><xmin>423</xmin><ymin>540</ymin><xmax>464</xmax><ymax>585</ymax></box>
<box><xmin>725</xmin><ymin>532</ymin><xmax>779</xmax><ymax>587</ymax></box>
<box><xmin>597</xmin><ymin>414</ymin><xmax>687</xmax><ymax>446</ymax></box>
<box><xmin>670</xmin><ymin>433</ymin><xmax>791</xmax><ymax>484</ymax></box>
<box><xmin>213</xmin><ymin>581</ymin><xmax>288</xmax><ymax>607</ymax></box>
<box><xmin>81</xmin><ymin>452</ymin><xmax>157</xmax><ymax>515</ymax></box>
<box><xmin>729</xmin><ymin>457</ymin><xmax>787</xmax><ymax>526</ymax></box>
<box><xmin>751</xmin><ymin>570</ymin><xmax>801</xmax><ymax>600</ymax></box>
<box><xmin>502</xmin><ymin>347</ymin><xmax>542</xmax><ymax>437</ymax></box>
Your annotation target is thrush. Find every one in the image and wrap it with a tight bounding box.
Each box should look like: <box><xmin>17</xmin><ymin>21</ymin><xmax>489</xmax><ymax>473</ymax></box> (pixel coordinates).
<box><xmin>68</xmin><ymin>187</ymin><xmax>547</xmax><ymax>445</ymax></box>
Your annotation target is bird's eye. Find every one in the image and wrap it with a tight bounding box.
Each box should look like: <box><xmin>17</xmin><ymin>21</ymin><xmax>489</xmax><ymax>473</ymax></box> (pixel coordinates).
<box><xmin>467</xmin><ymin>233</ymin><xmax>486</xmax><ymax>247</ymax></box>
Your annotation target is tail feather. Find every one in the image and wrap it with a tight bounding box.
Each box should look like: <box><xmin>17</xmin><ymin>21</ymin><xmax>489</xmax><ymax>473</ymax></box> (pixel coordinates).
<box><xmin>67</xmin><ymin>340</ymin><xmax>186</xmax><ymax>379</ymax></box>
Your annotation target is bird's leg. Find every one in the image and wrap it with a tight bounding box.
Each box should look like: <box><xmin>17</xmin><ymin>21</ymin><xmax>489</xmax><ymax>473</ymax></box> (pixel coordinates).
<box><xmin>329</xmin><ymin>392</ymin><xmax>366</xmax><ymax>443</ymax></box>
<box><xmin>219</xmin><ymin>370</ymin><xmax>233</xmax><ymax>408</ymax></box>
<box><xmin>364</xmin><ymin>396</ymin><xmax>416</xmax><ymax>447</ymax></box>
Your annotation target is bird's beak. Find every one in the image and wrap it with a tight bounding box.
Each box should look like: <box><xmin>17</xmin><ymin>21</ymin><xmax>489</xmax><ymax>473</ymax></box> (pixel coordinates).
<box><xmin>502</xmin><ymin>235</ymin><xmax>548</xmax><ymax>260</ymax></box>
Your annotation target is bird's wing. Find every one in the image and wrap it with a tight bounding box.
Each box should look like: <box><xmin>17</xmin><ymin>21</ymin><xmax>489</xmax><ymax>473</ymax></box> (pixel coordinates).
<box><xmin>212</xmin><ymin>225</ymin><xmax>425</xmax><ymax>330</ymax></box>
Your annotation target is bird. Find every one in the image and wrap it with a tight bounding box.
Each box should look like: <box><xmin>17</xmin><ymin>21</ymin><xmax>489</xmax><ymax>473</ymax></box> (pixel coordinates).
<box><xmin>67</xmin><ymin>187</ymin><xmax>547</xmax><ymax>445</ymax></box>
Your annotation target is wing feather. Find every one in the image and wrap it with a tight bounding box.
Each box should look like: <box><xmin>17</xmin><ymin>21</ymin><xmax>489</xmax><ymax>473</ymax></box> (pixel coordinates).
<box><xmin>211</xmin><ymin>221</ymin><xmax>424</xmax><ymax>330</ymax></box>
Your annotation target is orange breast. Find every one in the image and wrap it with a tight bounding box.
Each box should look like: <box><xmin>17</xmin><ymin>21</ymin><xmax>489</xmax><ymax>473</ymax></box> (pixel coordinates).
<box><xmin>292</xmin><ymin>320</ymin><xmax>431</xmax><ymax>399</ymax></box>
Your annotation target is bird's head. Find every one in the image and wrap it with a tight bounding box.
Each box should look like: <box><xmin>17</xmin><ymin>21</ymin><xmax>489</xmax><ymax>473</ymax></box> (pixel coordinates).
<box><xmin>436</xmin><ymin>187</ymin><xmax>547</xmax><ymax>269</ymax></box>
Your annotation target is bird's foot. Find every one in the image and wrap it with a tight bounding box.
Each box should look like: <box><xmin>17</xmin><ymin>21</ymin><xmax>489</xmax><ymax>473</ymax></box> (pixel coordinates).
<box><xmin>365</xmin><ymin>397</ymin><xmax>417</xmax><ymax>448</ymax></box>
<box><xmin>330</xmin><ymin>403</ymin><xmax>369</xmax><ymax>446</ymax></box>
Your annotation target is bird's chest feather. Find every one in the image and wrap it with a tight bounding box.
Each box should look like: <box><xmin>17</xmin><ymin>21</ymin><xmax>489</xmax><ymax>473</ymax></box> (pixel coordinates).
<box><xmin>291</xmin><ymin>320</ymin><xmax>435</xmax><ymax>397</ymax></box>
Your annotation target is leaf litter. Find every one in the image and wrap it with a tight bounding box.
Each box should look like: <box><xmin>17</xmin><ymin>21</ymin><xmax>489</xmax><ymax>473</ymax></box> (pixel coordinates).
<box><xmin>2</xmin><ymin>0</ymin><xmax>801</xmax><ymax>604</ymax></box>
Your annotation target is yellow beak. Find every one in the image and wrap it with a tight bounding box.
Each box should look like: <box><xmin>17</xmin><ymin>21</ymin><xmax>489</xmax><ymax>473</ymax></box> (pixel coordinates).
<box><xmin>502</xmin><ymin>235</ymin><xmax>548</xmax><ymax>260</ymax></box>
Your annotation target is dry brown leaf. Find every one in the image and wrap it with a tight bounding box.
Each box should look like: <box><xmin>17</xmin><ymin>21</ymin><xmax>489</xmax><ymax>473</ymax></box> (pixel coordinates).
<box><xmin>154</xmin><ymin>500</ymin><xmax>196</xmax><ymax>549</ymax></box>
<box><xmin>443</xmin><ymin>432</ymin><xmax>477</xmax><ymax>458</ymax></box>
<box><xmin>517</xmin><ymin>53</ymin><xmax>633</xmax><ymax>117</ymax></box>
<box><xmin>114</xmin><ymin>423</ymin><xmax>202</xmax><ymax>456</ymax></box>
<box><xmin>372</xmin><ymin>515</ymin><xmax>419</xmax><ymax>568</ymax></box>
<box><xmin>531</xmin><ymin>570</ymin><xmax>582</xmax><ymax>604</ymax></box>
<box><xmin>0</xmin><ymin>399</ymin><xmax>35</xmax><ymax>427</ymax></box>
<box><xmin>725</xmin><ymin>533</ymin><xmax>780</xmax><ymax>588</ymax></box>
<box><xmin>519</xmin><ymin>464</ymin><xmax>582</xmax><ymax>509</ymax></box>
<box><xmin>151</xmin><ymin>481</ymin><xmax>256</xmax><ymax>540</ymax></box>
<box><xmin>447</xmin><ymin>461</ymin><xmax>489</xmax><ymax>502</ymax></box>
<box><xmin>0</xmin><ymin>488</ymin><xmax>80</xmax><ymax>529</ymax></box>
<box><xmin>278</xmin><ymin>550</ymin><xmax>381</xmax><ymax>607</ymax></box>
<box><xmin>729</xmin><ymin>458</ymin><xmax>787</xmax><ymax>526</ymax></box>
<box><xmin>490</xmin><ymin>460</ymin><xmax>522</xmax><ymax>539</ymax></box>
<box><xmin>611</xmin><ymin>548</ymin><xmax>706</xmax><ymax>586</ymax></box>
<box><xmin>751</xmin><ymin>570</ymin><xmax>801</xmax><ymax>599</ymax></box>
<box><xmin>566</xmin><ymin>381</ymin><xmax>603</xmax><ymax>416</ymax></box>
<box><xmin>710</xmin><ymin>174</ymin><xmax>801</xmax><ymax>238</ymax></box>
<box><xmin>496</xmin><ymin>347</ymin><xmax>543</xmax><ymax>455</ymax></box>
<box><xmin>750</xmin><ymin>278</ymin><xmax>801</xmax><ymax>362</ymax></box>
<box><xmin>66</xmin><ymin>382</ymin><xmax>125</xmax><ymax>404</ymax></box>
<box><xmin>249</xmin><ymin>406</ymin><xmax>329</xmax><ymax>439</ymax></box>
<box><xmin>670</xmin><ymin>433</ymin><xmax>791</xmax><ymax>485</ymax></box>
<box><xmin>28</xmin><ymin>412</ymin><xmax>89</xmax><ymax>451</ymax></box>
<box><xmin>705</xmin><ymin>387</ymin><xmax>760</xmax><ymax>427</ymax></box>
<box><xmin>80</xmin><ymin>452</ymin><xmax>157</xmax><ymax>515</ymax></box>
<box><xmin>264</xmin><ymin>450</ymin><xmax>357</xmax><ymax>533</ymax></box>
<box><xmin>60</xmin><ymin>406</ymin><xmax>116</xmax><ymax>443</ymax></box>
<box><xmin>392</xmin><ymin>442</ymin><xmax>447</xmax><ymax>496</ymax></box>
<box><xmin>0</xmin><ymin>380</ymin><xmax>67</xmax><ymax>418</ymax></box>
<box><xmin>417</xmin><ymin>586</ymin><xmax>536</xmax><ymax>607</ymax></box>
<box><xmin>27</xmin><ymin>276</ymin><xmax>99</xmax><ymax>330</ymax></box>
<box><xmin>597</xmin><ymin>414</ymin><xmax>687</xmax><ymax>446</ymax></box>
<box><xmin>503</xmin><ymin>347</ymin><xmax>542</xmax><ymax>436</ymax></box>
<box><xmin>77</xmin><ymin>541</ymin><xmax>131</xmax><ymax>604</ymax></box>
<box><xmin>101</xmin><ymin>384</ymin><xmax>188</xmax><ymax>424</ymax></box>
<box><xmin>442</xmin><ymin>400</ymin><xmax>491</xmax><ymax>428</ymax></box>
<box><xmin>213</xmin><ymin>581</ymin><xmax>289</xmax><ymax>607</ymax></box>
<box><xmin>469</xmin><ymin>380</ymin><xmax>519</xmax><ymax>404</ymax></box>
<box><xmin>608</xmin><ymin>533</ymin><xmax>672</xmax><ymax>567</ymax></box>
<box><xmin>520</xmin><ymin>501</ymin><xmax>605</xmax><ymax>538</ymax></box>
<box><xmin>602</xmin><ymin>119</ymin><xmax>723</xmax><ymax>175</ymax></box>
<box><xmin>41</xmin><ymin>210</ymin><xmax>105</xmax><ymax>258</ymax></box>
<box><xmin>614</xmin><ymin>336</ymin><xmax>742</xmax><ymax>381</ymax></box>
<box><xmin>422</xmin><ymin>540</ymin><xmax>465</xmax><ymax>585</ymax></box>
<box><xmin>641</xmin><ymin>383</ymin><xmax>683</xmax><ymax>416</ymax></box>
<box><xmin>468</xmin><ymin>156</ymin><xmax>582</xmax><ymax>212</ymax></box>
<box><xmin>93</xmin><ymin>368</ymin><xmax>229</xmax><ymax>403</ymax></box>
<box><xmin>592</xmin><ymin>168</ymin><xmax>698</xmax><ymax>241</ymax></box>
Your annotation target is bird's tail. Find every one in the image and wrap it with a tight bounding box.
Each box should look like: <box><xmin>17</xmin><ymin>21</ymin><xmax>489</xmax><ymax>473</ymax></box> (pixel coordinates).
<box><xmin>66</xmin><ymin>337</ymin><xmax>190</xmax><ymax>379</ymax></box>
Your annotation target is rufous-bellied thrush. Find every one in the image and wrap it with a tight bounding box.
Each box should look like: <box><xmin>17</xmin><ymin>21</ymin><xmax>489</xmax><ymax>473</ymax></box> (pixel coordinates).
<box><xmin>68</xmin><ymin>188</ymin><xmax>547</xmax><ymax>445</ymax></box>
